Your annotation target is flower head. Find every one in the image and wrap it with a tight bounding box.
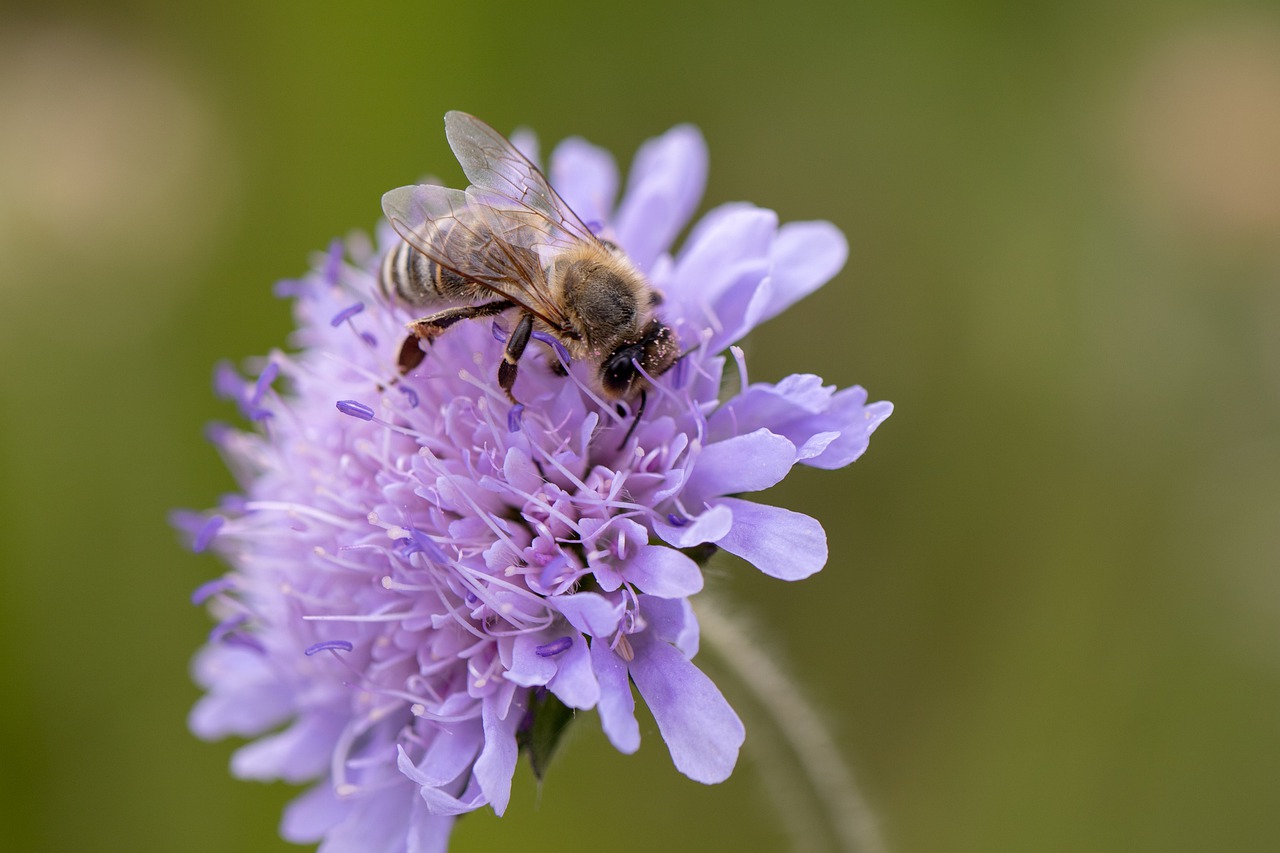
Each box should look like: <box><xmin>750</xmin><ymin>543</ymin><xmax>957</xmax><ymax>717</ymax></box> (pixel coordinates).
<box><xmin>178</xmin><ymin>117</ymin><xmax>891</xmax><ymax>850</ymax></box>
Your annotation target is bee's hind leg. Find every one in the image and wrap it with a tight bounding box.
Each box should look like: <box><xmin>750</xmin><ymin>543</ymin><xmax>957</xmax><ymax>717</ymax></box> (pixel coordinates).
<box><xmin>397</xmin><ymin>299</ymin><xmax>515</xmax><ymax>375</ymax></box>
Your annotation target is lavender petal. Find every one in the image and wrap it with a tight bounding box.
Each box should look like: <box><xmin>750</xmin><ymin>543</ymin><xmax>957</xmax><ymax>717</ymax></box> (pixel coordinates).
<box><xmin>628</xmin><ymin>636</ymin><xmax>744</xmax><ymax>784</ymax></box>
<box><xmin>614</xmin><ymin>124</ymin><xmax>707</xmax><ymax>271</ymax></box>
<box><xmin>621</xmin><ymin>545</ymin><xmax>704</xmax><ymax>599</ymax></box>
<box><xmin>682</xmin><ymin>428</ymin><xmax>797</xmax><ymax>506</ymax></box>
<box><xmin>715</xmin><ymin>497</ymin><xmax>828</xmax><ymax>581</ymax></box>
<box><xmin>550</xmin><ymin>136</ymin><xmax>619</xmax><ymax>233</ymax></box>
<box><xmin>589</xmin><ymin>637</ymin><xmax>640</xmax><ymax>754</ymax></box>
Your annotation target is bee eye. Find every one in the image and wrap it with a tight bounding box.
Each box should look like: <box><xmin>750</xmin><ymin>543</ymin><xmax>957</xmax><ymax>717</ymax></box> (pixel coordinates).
<box><xmin>600</xmin><ymin>347</ymin><xmax>641</xmax><ymax>397</ymax></box>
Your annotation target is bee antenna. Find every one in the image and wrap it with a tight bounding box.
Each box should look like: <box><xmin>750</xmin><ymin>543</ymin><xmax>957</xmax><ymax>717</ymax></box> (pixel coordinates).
<box><xmin>616</xmin><ymin>389</ymin><xmax>647</xmax><ymax>451</ymax></box>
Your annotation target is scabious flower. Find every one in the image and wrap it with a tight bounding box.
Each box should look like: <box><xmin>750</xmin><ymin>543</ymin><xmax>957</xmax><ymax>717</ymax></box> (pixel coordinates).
<box><xmin>177</xmin><ymin>119</ymin><xmax>891</xmax><ymax>852</ymax></box>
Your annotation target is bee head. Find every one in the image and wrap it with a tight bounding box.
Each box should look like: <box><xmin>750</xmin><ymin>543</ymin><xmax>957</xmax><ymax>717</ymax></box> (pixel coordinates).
<box><xmin>598</xmin><ymin>319</ymin><xmax>679</xmax><ymax>399</ymax></box>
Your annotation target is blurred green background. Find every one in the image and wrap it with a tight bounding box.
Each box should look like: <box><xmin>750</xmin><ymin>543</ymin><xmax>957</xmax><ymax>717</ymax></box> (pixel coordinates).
<box><xmin>4</xmin><ymin>1</ymin><xmax>1280</xmax><ymax>851</ymax></box>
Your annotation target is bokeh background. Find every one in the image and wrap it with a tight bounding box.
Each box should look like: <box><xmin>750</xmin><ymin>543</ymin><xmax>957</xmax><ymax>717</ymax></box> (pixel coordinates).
<box><xmin>4</xmin><ymin>1</ymin><xmax>1280</xmax><ymax>851</ymax></box>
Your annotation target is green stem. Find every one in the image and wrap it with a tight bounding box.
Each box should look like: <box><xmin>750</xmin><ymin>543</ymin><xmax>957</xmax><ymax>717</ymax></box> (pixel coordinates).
<box><xmin>696</xmin><ymin>598</ymin><xmax>889</xmax><ymax>853</ymax></box>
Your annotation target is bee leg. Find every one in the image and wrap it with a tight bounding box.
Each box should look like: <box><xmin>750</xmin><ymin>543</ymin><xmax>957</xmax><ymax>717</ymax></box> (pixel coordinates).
<box><xmin>397</xmin><ymin>335</ymin><xmax>428</xmax><ymax>374</ymax></box>
<box><xmin>498</xmin><ymin>312</ymin><xmax>534</xmax><ymax>404</ymax></box>
<box><xmin>398</xmin><ymin>299</ymin><xmax>515</xmax><ymax>375</ymax></box>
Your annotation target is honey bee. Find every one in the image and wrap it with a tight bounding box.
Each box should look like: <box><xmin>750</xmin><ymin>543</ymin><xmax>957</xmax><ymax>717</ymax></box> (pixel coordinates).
<box><xmin>380</xmin><ymin>111</ymin><xmax>679</xmax><ymax>422</ymax></box>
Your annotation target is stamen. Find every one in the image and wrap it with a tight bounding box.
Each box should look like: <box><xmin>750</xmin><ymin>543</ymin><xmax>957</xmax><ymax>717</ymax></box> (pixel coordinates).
<box><xmin>245</xmin><ymin>501</ymin><xmax>364</xmax><ymax>530</ymax></box>
<box><xmin>612</xmin><ymin>633</ymin><xmax>635</xmax><ymax>663</ymax></box>
<box><xmin>666</xmin><ymin>513</ymin><xmax>688</xmax><ymax>527</ymax></box>
<box><xmin>303</xmin><ymin>611</ymin><xmax>425</xmax><ymax>623</ymax></box>
<box><xmin>251</xmin><ymin>361</ymin><xmax>279</xmax><ymax>405</ymax></box>
<box><xmin>394</xmin><ymin>527</ymin><xmax>447</xmax><ymax>564</ymax></box>
<box><xmin>191</xmin><ymin>575</ymin><xmax>233</xmax><ymax>605</ymax></box>
<box><xmin>535</xmin><ymin>636</ymin><xmax>573</xmax><ymax>658</ymax></box>
<box><xmin>491</xmin><ymin>321</ymin><xmax>508</xmax><ymax>343</ymax></box>
<box><xmin>330</xmin><ymin>302</ymin><xmax>365</xmax><ymax>327</ymax></box>
<box><xmin>193</xmin><ymin>515</ymin><xmax>225</xmax><ymax>553</ymax></box>
<box><xmin>210</xmin><ymin>615</ymin><xmax>249</xmax><ymax>644</ymax></box>
<box><xmin>508</xmin><ymin>403</ymin><xmax>525</xmax><ymax>433</ymax></box>
<box><xmin>336</xmin><ymin>400</ymin><xmax>375</xmax><ymax>421</ymax></box>
<box><xmin>397</xmin><ymin>385</ymin><xmax>419</xmax><ymax>408</ymax></box>
<box><xmin>730</xmin><ymin>345</ymin><xmax>749</xmax><ymax>393</ymax></box>
<box><xmin>531</xmin><ymin>331</ymin><xmax>571</xmax><ymax>365</ymax></box>
<box><xmin>305</xmin><ymin>640</ymin><xmax>355</xmax><ymax>655</ymax></box>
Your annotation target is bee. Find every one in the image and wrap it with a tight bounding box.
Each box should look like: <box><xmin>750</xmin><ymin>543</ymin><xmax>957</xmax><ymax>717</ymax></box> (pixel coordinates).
<box><xmin>380</xmin><ymin>111</ymin><xmax>679</xmax><ymax>425</ymax></box>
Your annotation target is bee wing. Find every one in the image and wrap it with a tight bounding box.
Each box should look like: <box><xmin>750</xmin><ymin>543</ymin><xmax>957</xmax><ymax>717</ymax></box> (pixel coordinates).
<box><xmin>381</xmin><ymin>183</ymin><xmax>574</xmax><ymax>331</ymax></box>
<box><xmin>444</xmin><ymin>111</ymin><xmax>600</xmax><ymax>246</ymax></box>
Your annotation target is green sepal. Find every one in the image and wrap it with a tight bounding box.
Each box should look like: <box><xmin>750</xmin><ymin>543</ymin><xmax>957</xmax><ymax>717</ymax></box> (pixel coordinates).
<box><xmin>518</xmin><ymin>689</ymin><xmax>576</xmax><ymax>780</ymax></box>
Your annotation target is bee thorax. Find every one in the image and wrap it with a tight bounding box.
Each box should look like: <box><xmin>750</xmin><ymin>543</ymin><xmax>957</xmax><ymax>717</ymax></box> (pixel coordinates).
<box><xmin>556</xmin><ymin>256</ymin><xmax>647</xmax><ymax>351</ymax></box>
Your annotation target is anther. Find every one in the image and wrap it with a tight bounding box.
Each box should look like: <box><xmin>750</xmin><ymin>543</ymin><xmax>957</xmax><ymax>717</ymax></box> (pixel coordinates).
<box><xmin>251</xmin><ymin>362</ymin><xmax>279</xmax><ymax>405</ymax></box>
<box><xmin>531</xmin><ymin>331</ymin><xmax>571</xmax><ymax>364</ymax></box>
<box><xmin>535</xmin><ymin>636</ymin><xmax>573</xmax><ymax>658</ymax></box>
<box><xmin>190</xmin><ymin>576</ymin><xmax>233</xmax><ymax>606</ymax></box>
<box><xmin>305</xmin><ymin>640</ymin><xmax>354</xmax><ymax>655</ymax></box>
<box><xmin>193</xmin><ymin>515</ymin><xmax>225</xmax><ymax>553</ymax></box>
<box><xmin>336</xmin><ymin>400</ymin><xmax>375</xmax><ymax>421</ymax></box>
<box><xmin>397</xmin><ymin>385</ymin><xmax>419</xmax><ymax>408</ymax></box>
<box><xmin>209</xmin><ymin>615</ymin><xmax>249</xmax><ymax>644</ymax></box>
<box><xmin>330</xmin><ymin>302</ymin><xmax>365</xmax><ymax>327</ymax></box>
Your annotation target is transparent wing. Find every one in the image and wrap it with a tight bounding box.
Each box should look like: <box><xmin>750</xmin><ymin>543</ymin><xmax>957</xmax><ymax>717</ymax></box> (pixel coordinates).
<box><xmin>444</xmin><ymin>111</ymin><xmax>601</xmax><ymax>246</ymax></box>
<box><xmin>381</xmin><ymin>183</ymin><xmax>574</xmax><ymax>331</ymax></box>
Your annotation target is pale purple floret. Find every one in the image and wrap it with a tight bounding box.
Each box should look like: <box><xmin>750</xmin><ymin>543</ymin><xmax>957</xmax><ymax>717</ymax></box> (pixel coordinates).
<box><xmin>179</xmin><ymin>119</ymin><xmax>890</xmax><ymax>852</ymax></box>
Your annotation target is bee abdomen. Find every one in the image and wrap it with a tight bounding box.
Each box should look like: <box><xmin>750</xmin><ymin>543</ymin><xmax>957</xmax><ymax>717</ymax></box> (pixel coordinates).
<box><xmin>379</xmin><ymin>222</ymin><xmax>475</xmax><ymax>307</ymax></box>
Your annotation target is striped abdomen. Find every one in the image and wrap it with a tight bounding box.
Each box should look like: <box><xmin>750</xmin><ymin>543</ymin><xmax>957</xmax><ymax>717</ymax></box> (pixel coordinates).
<box><xmin>379</xmin><ymin>218</ymin><xmax>479</xmax><ymax>307</ymax></box>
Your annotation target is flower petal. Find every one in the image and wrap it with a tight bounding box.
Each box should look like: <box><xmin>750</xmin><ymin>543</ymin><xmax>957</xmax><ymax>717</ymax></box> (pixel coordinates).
<box><xmin>321</xmin><ymin>783</ymin><xmax>421</xmax><ymax>851</ymax></box>
<box><xmin>505</xmin><ymin>633</ymin><xmax>557</xmax><ymax>688</ymax></box>
<box><xmin>641</xmin><ymin>594</ymin><xmax>700</xmax><ymax>658</ymax></box>
<box><xmin>473</xmin><ymin>691</ymin><xmax>526</xmax><ymax>816</ymax></box>
<box><xmin>188</xmin><ymin>646</ymin><xmax>293</xmax><ymax>739</ymax></box>
<box><xmin>758</xmin><ymin>219</ymin><xmax>848</xmax><ymax>325</ymax></box>
<box><xmin>230</xmin><ymin>713</ymin><xmax>340</xmax><ymax>782</ymax></box>
<box><xmin>628</xmin><ymin>635</ymin><xmax>744</xmax><ymax>784</ymax></box>
<box><xmin>406</xmin><ymin>793</ymin><xmax>456</xmax><ymax>853</ymax></box>
<box><xmin>652</xmin><ymin>502</ymin><xmax>734</xmax><ymax>548</ymax></box>
<box><xmin>670</xmin><ymin>203</ymin><xmax>776</xmax><ymax>322</ymax></box>
<box><xmin>805</xmin><ymin>396</ymin><xmax>893</xmax><ymax>470</ymax></box>
<box><xmin>555</xmin><ymin>591</ymin><xmax>622</xmax><ymax>637</ymax></box>
<box><xmin>614</xmin><ymin>124</ymin><xmax>707</xmax><ymax>271</ymax></box>
<box><xmin>709</xmin><ymin>378</ymin><xmax>893</xmax><ymax>471</ymax></box>
<box><xmin>281</xmin><ymin>782</ymin><xmax>347</xmax><ymax>844</ymax></box>
<box><xmin>715</xmin><ymin>497</ymin><xmax>828</xmax><ymax>580</ymax></box>
<box><xmin>623</xmin><ymin>544</ymin><xmax>704</xmax><ymax>598</ymax></box>
<box><xmin>590</xmin><ymin>637</ymin><xmax>640</xmax><ymax>754</ymax></box>
<box><xmin>399</xmin><ymin>723</ymin><xmax>482</xmax><ymax>789</ymax></box>
<box><xmin>415</xmin><ymin>775</ymin><xmax>486</xmax><ymax>817</ymax></box>
<box><xmin>550</xmin><ymin>136</ymin><xmax>618</xmax><ymax>233</ymax></box>
<box><xmin>547</xmin><ymin>634</ymin><xmax>600</xmax><ymax>709</ymax></box>
<box><xmin>683</xmin><ymin>428</ymin><xmax>796</xmax><ymax>506</ymax></box>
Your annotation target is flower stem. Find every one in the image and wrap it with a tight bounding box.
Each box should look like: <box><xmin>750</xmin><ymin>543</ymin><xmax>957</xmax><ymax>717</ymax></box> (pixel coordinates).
<box><xmin>696</xmin><ymin>598</ymin><xmax>889</xmax><ymax>853</ymax></box>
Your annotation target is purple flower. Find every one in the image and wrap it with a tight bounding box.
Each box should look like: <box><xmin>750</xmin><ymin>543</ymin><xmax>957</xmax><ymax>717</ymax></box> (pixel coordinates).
<box><xmin>178</xmin><ymin>119</ymin><xmax>891</xmax><ymax>851</ymax></box>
